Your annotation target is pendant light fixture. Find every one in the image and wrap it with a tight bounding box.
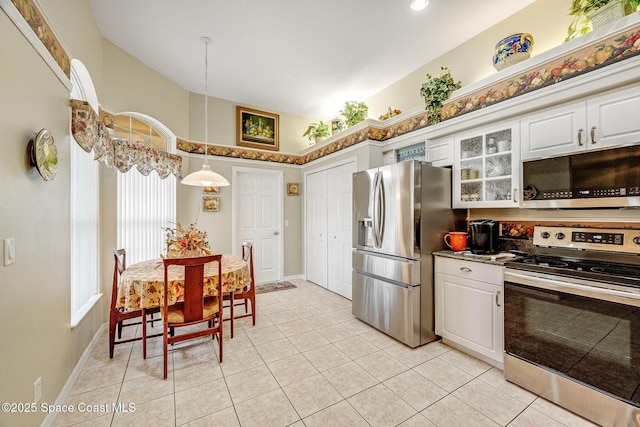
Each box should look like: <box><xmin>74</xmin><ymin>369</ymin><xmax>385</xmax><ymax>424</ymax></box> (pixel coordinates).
<box><xmin>181</xmin><ymin>36</ymin><xmax>230</xmax><ymax>187</ymax></box>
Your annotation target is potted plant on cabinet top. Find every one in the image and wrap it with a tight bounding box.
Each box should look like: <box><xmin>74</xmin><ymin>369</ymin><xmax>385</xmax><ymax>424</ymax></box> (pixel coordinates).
<box><xmin>340</xmin><ymin>101</ymin><xmax>369</xmax><ymax>127</ymax></box>
<box><xmin>419</xmin><ymin>66</ymin><xmax>461</xmax><ymax>125</ymax></box>
<box><xmin>302</xmin><ymin>120</ymin><xmax>331</xmax><ymax>144</ymax></box>
<box><xmin>566</xmin><ymin>0</ymin><xmax>639</xmax><ymax>41</ymax></box>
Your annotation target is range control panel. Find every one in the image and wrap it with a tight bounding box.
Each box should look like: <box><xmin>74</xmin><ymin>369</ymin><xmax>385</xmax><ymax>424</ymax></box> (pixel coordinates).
<box><xmin>534</xmin><ymin>226</ymin><xmax>640</xmax><ymax>254</ymax></box>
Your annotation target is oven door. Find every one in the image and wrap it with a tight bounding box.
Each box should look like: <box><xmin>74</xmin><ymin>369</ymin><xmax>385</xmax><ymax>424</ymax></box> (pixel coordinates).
<box><xmin>504</xmin><ymin>269</ymin><xmax>640</xmax><ymax>425</ymax></box>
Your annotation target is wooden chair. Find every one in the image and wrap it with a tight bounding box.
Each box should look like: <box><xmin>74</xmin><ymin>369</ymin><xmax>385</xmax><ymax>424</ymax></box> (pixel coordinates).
<box><xmin>109</xmin><ymin>249</ymin><xmax>141</xmax><ymax>357</ymax></box>
<box><xmin>161</xmin><ymin>255</ymin><xmax>224</xmax><ymax>379</ymax></box>
<box><xmin>110</xmin><ymin>249</ymin><xmax>161</xmax><ymax>359</ymax></box>
<box><xmin>225</xmin><ymin>242</ymin><xmax>256</xmax><ymax>338</ymax></box>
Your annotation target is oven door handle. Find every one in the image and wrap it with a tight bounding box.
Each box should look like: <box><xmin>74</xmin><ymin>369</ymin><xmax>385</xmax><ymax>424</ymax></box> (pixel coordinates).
<box><xmin>505</xmin><ymin>271</ymin><xmax>640</xmax><ymax>307</ymax></box>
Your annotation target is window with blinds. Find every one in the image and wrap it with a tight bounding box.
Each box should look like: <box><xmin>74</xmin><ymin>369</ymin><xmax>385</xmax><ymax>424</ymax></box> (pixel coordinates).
<box><xmin>70</xmin><ymin>137</ymin><xmax>100</xmax><ymax>326</ymax></box>
<box><xmin>115</xmin><ymin>113</ymin><xmax>176</xmax><ymax>265</ymax></box>
<box><xmin>70</xmin><ymin>59</ymin><xmax>101</xmax><ymax>327</ymax></box>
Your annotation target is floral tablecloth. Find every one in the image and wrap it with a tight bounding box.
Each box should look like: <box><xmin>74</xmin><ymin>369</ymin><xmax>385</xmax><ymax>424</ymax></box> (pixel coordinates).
<box><xmin>118</xmin><ymin>255</ymin><xmax>250</xmax><ymax>311</ymax></box>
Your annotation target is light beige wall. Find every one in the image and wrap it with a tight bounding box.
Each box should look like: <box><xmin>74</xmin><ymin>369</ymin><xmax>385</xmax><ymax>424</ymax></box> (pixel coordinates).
<box><xmin>0</xmin><ymin>2</ymin><xmax>194</xmax><ymax>425</ymax></box>
<box><xmin>183</xmin><ymin>92</ymin><xmax>316</xmax><ymax>278</ymax></box>
<box><xmin>102</xmin><ymin>39</ymin><xmax>191</xmax><ymax>138</ymax></box>
<box><xmin>0</xmin><ymin>10</ymin><xmax>75</xmax><ymax>427</ymax></box>
<box><xmin>188</xmin><ymin>93</ymin><xmax>315</xmax><ymax>153</ymax></box>
<box><xmin>366</xmin><ymin>0</ymin><xmax>573</xmax><ymax>119</ymax></box>
<box><xmin>178</xmin><ymin>156</ymin><xmax>303</xmax><ymax>277</ymax></box>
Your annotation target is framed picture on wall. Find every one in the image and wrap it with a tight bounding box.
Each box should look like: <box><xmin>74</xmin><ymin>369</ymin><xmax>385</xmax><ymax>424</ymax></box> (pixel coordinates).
<box><xmin>203</xmin><ymin>196</ymin><xmax>220</xmax><ymax>212</ymax></box>
<box><xmin>287</xmin><ymin>182</ymin><xmax>300</xmax><ymax>196</ymax></box>
<box><xmin>203</xmin><ymin>185</ymin><xmax>219</xmax><ymax>194</ymax></box>
<box><xmin>236</xmin><ymin>106</ymin><xmax>279</xmax><ymax>151</ymax></box>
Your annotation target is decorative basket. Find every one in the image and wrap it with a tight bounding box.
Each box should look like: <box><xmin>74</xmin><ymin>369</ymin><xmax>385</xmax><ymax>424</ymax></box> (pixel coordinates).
<box><xmin>588</xmin><ymin>0</ymin><xmax>628</xmax><ymax>29</ymax></box>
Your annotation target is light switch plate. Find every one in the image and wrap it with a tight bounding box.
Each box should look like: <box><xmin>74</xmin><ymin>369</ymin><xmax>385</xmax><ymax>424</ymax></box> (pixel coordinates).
<box><xmin>4</xmin><ymin>238</ymin><xmax>15</xmax><ymax>266</ymax></box>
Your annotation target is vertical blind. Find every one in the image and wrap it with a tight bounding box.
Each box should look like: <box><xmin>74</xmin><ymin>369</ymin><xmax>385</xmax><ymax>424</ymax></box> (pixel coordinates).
<box><xmin>117</xmin><ymin>168</ymin><xmax>176</xmax><ymax>266</ymax></box>
<box><xmin>70</xmin><ymin>136</ymin><xmax>100</xmax><ymax>326</ymax></box>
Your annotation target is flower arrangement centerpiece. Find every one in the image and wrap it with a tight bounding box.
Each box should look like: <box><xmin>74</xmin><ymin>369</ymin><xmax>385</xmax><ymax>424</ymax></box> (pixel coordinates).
<box><xmin>164</xmin><ymin>222</ymin><xmax>212</xmax><ymax>258</ymax></box>
<box><xmin>419</xmin><ymin>67</ymin><xmax>461</xmax><ymax>125</ymax></box>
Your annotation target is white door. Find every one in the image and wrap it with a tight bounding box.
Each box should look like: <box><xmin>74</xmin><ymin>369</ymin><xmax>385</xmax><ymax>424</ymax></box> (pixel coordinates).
<box><xmin>327</xmin><ymin>162</ymin><xmax>356</xmax><ymax>299</ymax></box>
<box><xmin>235</xmin><ymin>168</ymin><xmax>283</xmax><ymax>284</ymax></box>
<box><xmin>305</xmin><ymin>169</ymin><xmax>328</xmax><ymax>287</ymax></box>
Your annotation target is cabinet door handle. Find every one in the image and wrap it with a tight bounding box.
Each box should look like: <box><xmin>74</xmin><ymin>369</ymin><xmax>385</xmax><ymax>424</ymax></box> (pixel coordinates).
<box><xmin>460</xmin><ymin>267</ymin><xmax>472</xmax><ymax>273</ymax></box>
<box><xmin>496</xmin><ymin>290</ymin><xmax>501</xmax><ymax>307</ymax></box>
<box><xmin>591</xmin><ymin>126</ymin><xmax>596</xmax><ymax>144</ymax></box>
<box><xmin>513</xmin><ymin>188</ymin><xmax>518</xmax><ymax>203</ymax></box>
<box><xmin>577</xmin><ymin>128</ymin><xmax>583</xmax><ymax>146</ymax></box>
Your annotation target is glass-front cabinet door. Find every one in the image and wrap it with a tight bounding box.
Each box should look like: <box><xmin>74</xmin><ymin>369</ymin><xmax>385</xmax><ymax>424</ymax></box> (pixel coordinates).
<box><xmin>453</xmin><ymin>122</ymin><xmax>520</xmax><ymax>208</ymax></box>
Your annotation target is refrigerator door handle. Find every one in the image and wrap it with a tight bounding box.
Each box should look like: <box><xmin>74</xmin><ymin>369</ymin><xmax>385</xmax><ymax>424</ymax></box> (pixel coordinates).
<box><xmin>372</xmin><ymin>172</ymin><xmax>378</xmax><ymax>248</ymax></box>
<box><xmin>373</xmin><ymin>171</ymin><xmax>385</xmax><ymax>248</ymax></box>
<box><xmin>377</xmin><ymin>172</ymin><xmax>385</xmax><ymax>248</ymax></box>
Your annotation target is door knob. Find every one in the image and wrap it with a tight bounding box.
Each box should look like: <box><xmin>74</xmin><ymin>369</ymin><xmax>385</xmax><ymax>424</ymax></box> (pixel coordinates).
<box><xmin>273</xmin><ymin>231</ymin><xmax>280</xmax><ymax>236</ymax></box>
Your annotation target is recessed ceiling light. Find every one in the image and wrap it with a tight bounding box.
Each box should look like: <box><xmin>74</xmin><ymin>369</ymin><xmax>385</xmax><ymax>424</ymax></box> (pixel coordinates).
<box><xmin>409</xmin><ymin>0</ymin><xmax>428</xmax><ymax>11</ymax></box>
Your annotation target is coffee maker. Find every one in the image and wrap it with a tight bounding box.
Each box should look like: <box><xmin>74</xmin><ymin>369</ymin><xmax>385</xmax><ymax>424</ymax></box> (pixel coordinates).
<box><xmin>469</xmin><ymin>219</ymin><xmax>500</xmax><ymax>254</ymax></box>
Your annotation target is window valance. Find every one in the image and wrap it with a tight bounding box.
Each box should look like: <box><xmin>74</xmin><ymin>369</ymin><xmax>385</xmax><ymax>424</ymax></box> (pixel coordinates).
<box><xmin>70</xmin><ymin>99</ymin><xmax>182</xmax><ymax>179</ymax></box>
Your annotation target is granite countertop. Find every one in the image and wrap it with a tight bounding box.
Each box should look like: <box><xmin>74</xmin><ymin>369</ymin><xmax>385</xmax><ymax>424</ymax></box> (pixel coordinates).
<box><xmin>433</xmin><ymin>250</ymin><xmax>520</xmax><ymax>266</ymax></box>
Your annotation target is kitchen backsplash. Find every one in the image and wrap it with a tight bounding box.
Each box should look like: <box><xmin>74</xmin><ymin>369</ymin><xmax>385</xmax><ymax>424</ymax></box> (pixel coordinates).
<box><xmin>466</xmin><ymin>208</ymin><xmax>640</xmax><ymax>254</ymax></box>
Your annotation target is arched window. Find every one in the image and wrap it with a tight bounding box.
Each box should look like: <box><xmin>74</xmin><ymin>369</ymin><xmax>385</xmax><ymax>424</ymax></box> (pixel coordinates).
<box><xmin>69</xmin><ymin>59</ymin><xmax>100</xmax><ymax>326</ymax></box>
<box><xmin>115</xmin><ymin>112</ymin><xmax>176</xmax><ymax>265</ymax></box>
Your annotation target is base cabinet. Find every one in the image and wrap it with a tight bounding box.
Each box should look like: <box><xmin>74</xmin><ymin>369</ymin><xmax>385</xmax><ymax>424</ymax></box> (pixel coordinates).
<box><xmin>435</xmin><ymin>257</ymin><xmax>504</xmax><ymax>366</ymax></box>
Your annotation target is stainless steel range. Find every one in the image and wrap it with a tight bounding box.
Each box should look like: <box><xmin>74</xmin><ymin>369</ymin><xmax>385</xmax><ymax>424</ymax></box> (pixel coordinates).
<box><xmin>504</xmin><ymin>226</ymin><xmax>640</xmax><ymax>427</ymax></box>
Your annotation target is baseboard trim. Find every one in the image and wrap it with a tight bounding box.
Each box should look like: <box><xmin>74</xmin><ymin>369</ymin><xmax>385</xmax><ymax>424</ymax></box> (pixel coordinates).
<box><xmin>41</xmin><ymin>323</ymin><xmax>106</xmax><ymax>427</ymax></box>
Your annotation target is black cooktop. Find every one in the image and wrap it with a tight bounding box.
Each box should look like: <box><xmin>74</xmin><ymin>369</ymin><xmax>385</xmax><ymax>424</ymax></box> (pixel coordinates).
<box><xmin>506</xmin><ymin>255</ymin><xmax>640</xmax><ymax>288</ymax></box>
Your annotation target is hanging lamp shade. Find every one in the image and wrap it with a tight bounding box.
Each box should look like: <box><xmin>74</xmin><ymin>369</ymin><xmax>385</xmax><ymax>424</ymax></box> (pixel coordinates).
<box><xmin>181</xmin><ymin>36</ymin><xmax>230</xmax><ymax>187</ymax></box>
<box><xmin>181</xmin><ymin>162</ymin><xmax>229</xmax><ymax>186</ymax></box>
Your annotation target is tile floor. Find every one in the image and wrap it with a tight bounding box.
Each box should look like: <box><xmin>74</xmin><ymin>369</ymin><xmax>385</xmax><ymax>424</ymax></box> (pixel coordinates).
<box><xmin>53</xmin><ymin>279</ymin><xmax>598</xmax><ymax>427</ymax></box>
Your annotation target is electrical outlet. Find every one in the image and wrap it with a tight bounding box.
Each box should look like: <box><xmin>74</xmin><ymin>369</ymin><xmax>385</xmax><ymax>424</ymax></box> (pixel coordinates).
<box><xmin>34</xmin><ymin>377</ymin><xmax>42</xmax><ymax>403</ymax></box>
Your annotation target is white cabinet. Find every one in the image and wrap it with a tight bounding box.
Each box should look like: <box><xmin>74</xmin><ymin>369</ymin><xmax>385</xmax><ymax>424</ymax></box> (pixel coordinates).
<box><xmin>426</xmin><ymin>137</ymin><xmax>453</xmax><ymax>167</ymax></box>
<box><xmin>305</xmin><ymin>160</ymin><xmax>356</xmax><ymax>299</ymax></box>
<box><xmin>521</xmin><ymin>84</ymin><xmax>640</xmax><ymax>160</ymax></box>
<box><xmin>435</xmin><ymin>256</ymin><xmax>504</xmax><ymax>367</ymax></box>
<box><xmin>520</xmin><ymin>101</ymin><xmax>586</xmax><ymax>160</ymax></box>
<box><xmin>453</xmin><ymin>122</ymin><xmax>520</xmax><ymax>208</ymax></box>
<box><xmin>587</xmin><ymin>84</ymin><xmax>640</xmax><ymax>148</ymax></box>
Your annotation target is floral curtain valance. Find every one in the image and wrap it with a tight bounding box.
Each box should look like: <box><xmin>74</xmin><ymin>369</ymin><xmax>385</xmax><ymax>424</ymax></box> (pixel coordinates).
<box><xmin>70</xmin><ymin>99</ymin><xmax>182</xmax><ymax>179</ymax></box>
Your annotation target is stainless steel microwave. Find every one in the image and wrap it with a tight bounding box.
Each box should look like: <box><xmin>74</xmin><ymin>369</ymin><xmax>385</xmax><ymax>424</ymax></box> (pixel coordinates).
<box><xmin>521</xmin><ymin>145</ymin><xmax>640</xmax><ymax>208</ymax></box>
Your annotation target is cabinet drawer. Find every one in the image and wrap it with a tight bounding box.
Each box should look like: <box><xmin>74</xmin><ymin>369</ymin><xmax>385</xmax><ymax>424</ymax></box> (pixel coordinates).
<box><xmin>435</xmin><ymin>256</ymin><xmax>503</xmax><ymax>285</ymax></box>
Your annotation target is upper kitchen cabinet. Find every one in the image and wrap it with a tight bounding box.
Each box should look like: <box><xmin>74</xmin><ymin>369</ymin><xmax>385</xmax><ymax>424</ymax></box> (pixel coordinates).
<box><xmin>453</xmin><ymin>122</ymin><xmax>520</xmax><ymax>208</ymax></box>
<box><xmin>521</xmin><ymin>84</ymin><xmax>640</xmax><ymax>160</ymax></box>
<box><xmin>426</xmin><ymin>137</ymin><xmax>454</xmax><ymax>167</ymax></box>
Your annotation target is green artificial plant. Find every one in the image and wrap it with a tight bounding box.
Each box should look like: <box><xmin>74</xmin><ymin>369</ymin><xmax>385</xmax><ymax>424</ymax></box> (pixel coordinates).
<box><xmin>340</xmin><ymin>101</ymin><xmax>369</xmax><ymax>127</ymax></box>
<box><xmin>302</xmin><ymin>121</ymin><xmax>331</xmax><ymax>141</ymax></box>
<box><xmin>419</xmin><ymin>67</ymin><xmax>461</xmax><ymax>125</ymax></box>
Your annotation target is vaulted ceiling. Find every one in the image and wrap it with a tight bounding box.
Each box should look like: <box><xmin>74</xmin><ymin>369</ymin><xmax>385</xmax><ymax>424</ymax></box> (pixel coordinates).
<box><xmin>89</xmin><ymin>0</ymin><xmax>536</xmax><ymax>119</ymax></box>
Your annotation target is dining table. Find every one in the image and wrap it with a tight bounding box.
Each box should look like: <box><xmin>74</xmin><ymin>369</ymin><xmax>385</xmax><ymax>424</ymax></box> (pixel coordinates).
<box><xmin>117</xmin><ymin>254</ymin><xmax>250</xmax><ymax>311</ymax></box>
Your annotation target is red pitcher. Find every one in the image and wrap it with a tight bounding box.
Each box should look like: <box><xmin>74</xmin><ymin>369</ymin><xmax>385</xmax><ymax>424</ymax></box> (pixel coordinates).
<box><xmin>444</xmin><ymin>232</ymin><xmax>468</xmax><ymax>252</ymax></box>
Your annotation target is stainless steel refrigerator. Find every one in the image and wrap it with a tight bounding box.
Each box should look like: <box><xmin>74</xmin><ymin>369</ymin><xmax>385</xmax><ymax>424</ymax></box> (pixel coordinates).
<box><xmin>352</xmin><ymin>160</ymin><xmax>463</xmax><ymax>347</ymax></box>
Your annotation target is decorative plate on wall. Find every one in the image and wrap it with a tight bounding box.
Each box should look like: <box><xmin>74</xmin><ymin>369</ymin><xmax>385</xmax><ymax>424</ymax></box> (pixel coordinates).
<box><xmin>28</xmin><ymin>128</ymin><xmax>58</xmax><ymax>181</ymax></box>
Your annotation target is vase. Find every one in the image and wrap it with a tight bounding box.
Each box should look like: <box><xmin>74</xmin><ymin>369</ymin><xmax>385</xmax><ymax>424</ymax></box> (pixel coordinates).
<box><xmin>493</xmin><ymin>33</ymin><xmax>534</xmax><ymax>71</ymax></box>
